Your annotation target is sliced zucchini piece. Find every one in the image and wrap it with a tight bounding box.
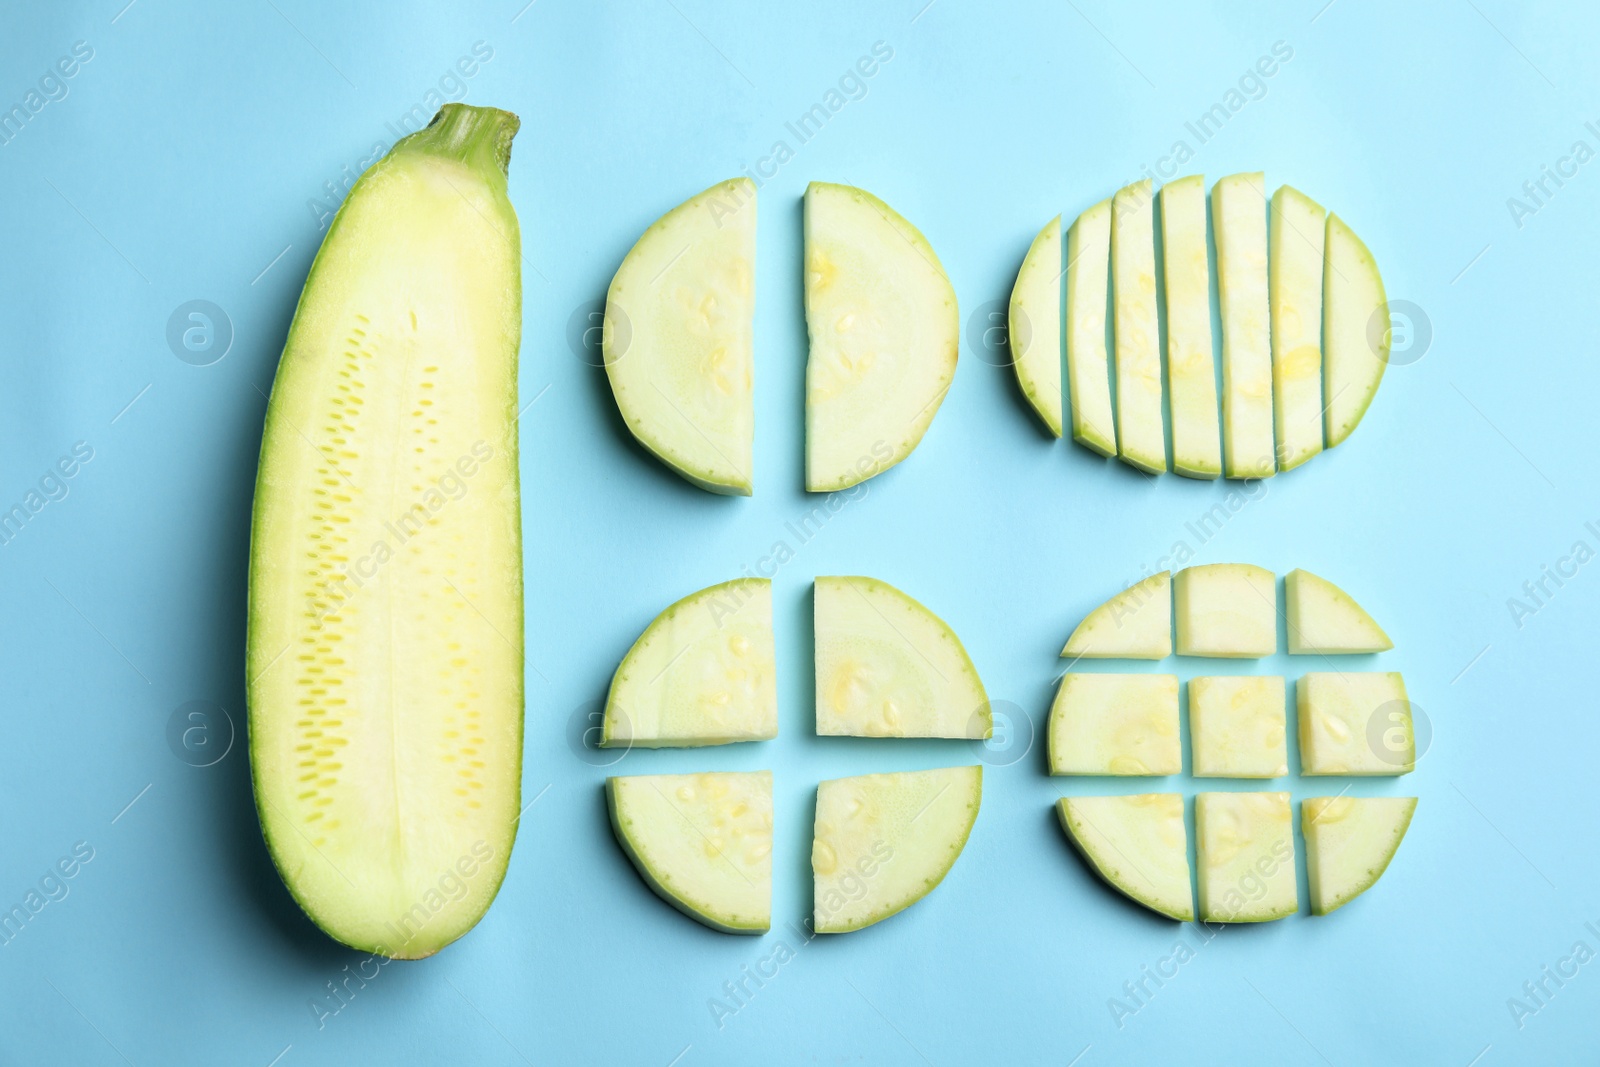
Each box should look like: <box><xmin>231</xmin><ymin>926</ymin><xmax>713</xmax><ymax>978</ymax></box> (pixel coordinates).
<box><xmin>1189</xmin><ymin>675</ymin><xmax>1287</xmax><ymax>778</ymax></box>
<box><xmin>1322</xmin><ymin>213</ymin><xmax>1389</xmax><ymax>447</ymax></box>
<box><xmin>1065</xmin><ymin>199</ymin><xmax>1117</xmax><ymax>456</ymax></box>
<box><xmin>1009</xmin><ymin>215</ymin><xmax>1063</xmax><ymax>436</ymax></box>
<box><xmin>1174</xmin><ymin>564</ymin><xmax>1277</xmax><ymax>658</ymax></box>
<box><xmin>249</xmin><ymin>104</ymin><xmax>524</xmax><ymax>959</ymax></box>
<box><xmin>608</xmin><ymin>771</ymin><xmax>772</xmax><ymax>933</ymax></box>
<box><xmin>1047</xmin><ymin>673</ymin><xmax>1180</xmax><ymax>776</ymax></box>
<box><xmin>1285</xmin><ymin>568</ymin><xmax>1393</xmax><ymax>655</ymax></box>
<box><xmin>1111</xmin><ymin>180</ymin><xmax>1165</xmax><ymax>473</ymax></box>
<box><xmin>804</xmin><ymin>182</ymin><xmax>958</xmax><ymax>491</ymax></box>
<box><xmin>1160</xmin><ymin>175</ymin><xmax>1221</xmax><ymax>479</ymax></box>
<box><xmin>1061</xmin><ymin>571</ymin><xmax>1171</xmax><ymax>660</ymax></box>
<box><xmin>1269</xmin><ymin>185</ymin><xmax>1327</xmax><ymax>471</ymax></box>
<box><xmin>1212</xmin><ymin>173</ymin><xmax>1275</xmax><ymax>479</ymax></box>
<box><xmin>602</xmin><ymin>578</ymin><xmax>777</xmax><ymax>748</ymax></box>
<box><xmin>604</xmin><ymin>178</ymin><xmax>756</xmax><ymax>494</ymax></box>
<box><xmin>1303</xmin><ymin>796</ymin><xmax>1417</xmax><ymax>915</ymax></box>
<box><xmin>1297</xmin><ymin>672</ymin><xmax>1414</xmax><ymax>775</ymax></box>
<box><xmin>1056</xmin><ymin>794</ymin><xmax>1194</xmax><ymax>921</ymax></box>
<box><xmin>1196</xmin><ymin>791</ymin><xmax>1297</xmax><ymax>922</ymax></box>
<box><xmin>813</xmin><ymin>766</ymin><xmax>981</xmax><ymax>933</ymax></box>
<box><xmin>813</xmin><ymin>576</ymin><xmax>990</xmax><ymax>739</ymax></box>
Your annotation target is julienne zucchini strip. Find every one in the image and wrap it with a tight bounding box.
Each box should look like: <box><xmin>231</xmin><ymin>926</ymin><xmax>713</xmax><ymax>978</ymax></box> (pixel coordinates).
<box><xmin>1110</xmin><ymin>180</ymin><xmax>1166</xmax><ymax>474</ymax></box>
<box><xmin>1064</xmin><ymin>200</ymin><xmax>1117</xmax><ymax>456</ymax></box>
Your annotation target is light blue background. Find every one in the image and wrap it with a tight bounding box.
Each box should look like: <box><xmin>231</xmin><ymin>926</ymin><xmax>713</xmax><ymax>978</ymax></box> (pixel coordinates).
<box><xmin>0</xmin><ymin>1</ymin><xmax>1596</xmax><ymax>1064</ymax></box>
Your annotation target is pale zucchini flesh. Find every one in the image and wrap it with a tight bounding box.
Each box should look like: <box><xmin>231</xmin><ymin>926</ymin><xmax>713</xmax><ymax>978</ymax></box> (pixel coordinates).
<box><xmin>1111</xmin><ymin>180</ymin><xmax>1165</xmax><ymax>473</ymax></box>
<box><xmin>1196</xmin><ymin>791</ymin><xmax>1297</xmax><ymax>922</ymax></box>
<box><xmin>813</xmin><ymin>576</ymin><xmax>991</xmax><ymax>739</ymax></box>
<box><xmin>1160</xmin><ymin>175</ymin><xmax>1221</xmax><ymax>478</ymax></box>
<box><xmin>1009</xmin><ymin>215</ymin><xmax>1064</xmax><ymax>437</ymax></box>
<box><xmin>1212</xmin><ymin>173</ymin><xmax>1275</xmax><ymax>479</ymax></box>
<box><xmin>1285</xmin><ymin>568</ymin><xmax>1392</xmax><ymax>654</ymax></box>
<box><xmin>1189</xmin><ymin>675</ymin><xmax>1287</xmax><ymax>778</ymax></box>
<box><xmin>1065</xmin><ymin>199</ymin><xmax>1117</xmax><ymax>456</ymax></box>
<box><xmin>608</xmin><ymin>771</ymin><xmax>772</xmax><ymax>933</ymax></box>
<box><xmin>1269</xmin><ymin>185</ymin><xmax>1327</xmax><ymax>471</ymax></box>
<box><xmin>1047</xmin><ymin>673</ymin><xmax>1180</xmax><ymax>776</ymax></box>
<box><xmin>1061</xmin><ymin>571</ymin><xmax>1171</xmax><ymax>660</ymax></box>
<box><xmin>604</xmin><ymin>178</ymin><xmax>757</xmax><ymax>495</ymax></box>
<box><xmin>1057</xmin><ymin>794</ymin><xmax>1194</xmax><ymax>921</ymax></box>
<box><xmin>813</xmin><ymin>766</ymin><xmax>981</xmax><ymax>933</ymax></box>
<box><xmin>1297</xmin><ymin>672</ymin><xmax>1414</xmax><ymax>775</ymax></box>
<box><xmin>248</xmin><ymin>105</ymin><xmax>523</xmax><ymax>958</ymax></box>
<box><xmin>602</xmin><ymin>578</ymin><xmax>777</xmax><ymax>747</ymax></box>
<box><xmin>1323</xmin><ymin>214</ymin><xmax>1389</xmax><ymax>447</ymax></box>
<box><xmin>804</xmin><ymin>182</ymin><xmax>957</xmax><ymax>491</ymax></box>
<box><xmin>1303</xmin><ymin>796</ymin><xmax>1416</xmax><ymax>915</ymax></box>
<box><xmin>1174</xmin><ymin>563</ymin><xmax>1277</xmax><ymax>658</ymax></box>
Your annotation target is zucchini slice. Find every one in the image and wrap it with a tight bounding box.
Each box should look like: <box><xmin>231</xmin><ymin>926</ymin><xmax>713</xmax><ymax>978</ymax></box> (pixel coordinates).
<box><xmin>1057</xmin><ymin>794</ymin><xmax>1194</xmax><ymax>921</ymax></box>
<box><xmin>1212</xmin><ymin>173</ymin><xmax>1275</xmax><ymax>479</ymax></box>
<box><xmin>1008</xmin><ymin>215</ymin><xmax>1064</xmax><ymax>436</ymax></box>
<box><xmin>804</xmin><ymin>182</ymin><xmax>958</xmax><ymax>491</ymax></box>
<box><xmin>1174</xmin><ymin>563</ymin><xmax>1277</xmax><ymax>658</ymax></box>
<box><xmin>1111</xmin><ymin>180</ymin><xmax>1165</xmax><ymax>474</ymax></box>
<box><xmin>1160</xmin><ymin>175</ymin><xmax>1221</xmax><ymax>478</ymax></box>
<box><xmin>1061</xmin><ymin>571</ymin><xmax>1172</xmax><ymax>660</ymax></box>
<box><xmin>604</xmin><ymin>178</ymin><xmax>756</xmax><ymax>494</ymax></box>
<box><xmin>813</xmin><ymin>576</ymin><xmax>990</xmax><ymax>739</ymax></box>
<box><xmin>1297</xmin><ymin>672</ymin><xmax>1414</xmax><ymax>775</ymax></box>
<box><xmin>1285</xmin><ymin>568</ymin><xmax>1393</xmax><ymax>654</ymax></box>
<box><xmin>1065</xmin><ymin>199</ymin><xmax>1118</xmax><ymax>456</ymax></box>
<box><xmin>1323</xmin><ymin>214</ymin><xmax>1389</xmax><ymax>447</ymax></box>
<box><xmin>1269</xmin><ymin>185</ymin><xmax>1327</xmax><ymax>471</ymax></box>
<box><xmin>1196</xmin><ymin>791</ymin><xmax>1297</xmax><ymax>922</ymax></box>
<box><xmin>1188</xmin><ymin>675</ymin><xmax>1288</xmax><ymax>778</ymax></box>
<box><xmin>1047</xmin><ymin>673</ymin><xmax>1181</xmax><ymax>776</ymax></box>
<box><xmin>609</xmin><ymin>771</ymin><xmax>772</xmax><ymax>933</ymax></box>
<box><xmin>1303</xmin><ymin>796</ymin><xmax>1417</xmax><ymax>915</ymax></box>
<box><xmin>602</xmin><ymin>578</ymin><xmax>777</xmax><ymax>747</ymax></box>
<box><xmin>813</xmin><ymin>766</ymin><xmax>981</xmax><ymax>933</ymax></box>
